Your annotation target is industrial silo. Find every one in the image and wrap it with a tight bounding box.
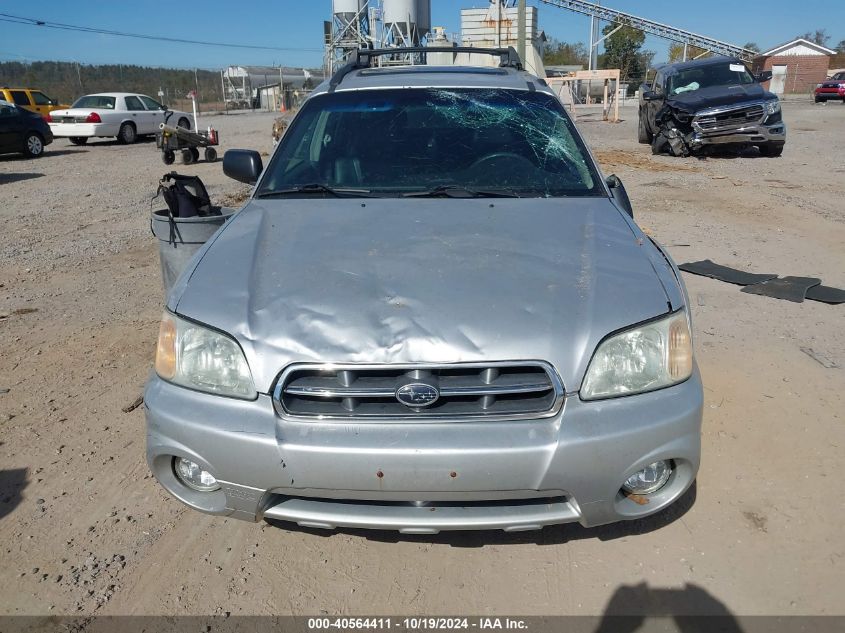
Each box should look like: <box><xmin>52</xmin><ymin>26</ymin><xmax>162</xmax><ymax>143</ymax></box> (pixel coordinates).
<box><xmin>383</xmin><ymin>0</ymin><xmax>419</xmax><ymax>43</ymax></box>
<box><xmin>332</xmin><ymin>0</ymin><xmax>367</xmax><ymax>22</ymax></box>
<box><xmin>416</xmin><ymin>0</ymin><xmax>431</xmax><ymax>40</ymax></box>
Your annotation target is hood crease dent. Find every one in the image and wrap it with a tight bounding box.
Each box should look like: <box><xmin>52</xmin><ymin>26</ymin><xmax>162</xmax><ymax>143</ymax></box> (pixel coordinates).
<box><xmin>174</xmin><ymin>199</ymin><xmax>672</xmax><ymax>393</ymax></box>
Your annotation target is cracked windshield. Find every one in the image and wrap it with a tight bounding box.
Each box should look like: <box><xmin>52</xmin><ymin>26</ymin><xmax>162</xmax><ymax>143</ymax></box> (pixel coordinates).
<box><xmin>257</xmin><ymin>88</ymin><xmax>601</xmax><ymax>198</ymax></box>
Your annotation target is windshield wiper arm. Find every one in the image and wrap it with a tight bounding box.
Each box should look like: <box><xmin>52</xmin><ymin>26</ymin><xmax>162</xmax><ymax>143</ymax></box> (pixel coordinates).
<box><xmin>256</xmin><ymin>183</ymin><xmax>374</xmax><ymax>198</ymax></box>
<box><xmin>401</xmin><ymin>185</ymin><xmax>520</xmax><ymax>198</ymax></box>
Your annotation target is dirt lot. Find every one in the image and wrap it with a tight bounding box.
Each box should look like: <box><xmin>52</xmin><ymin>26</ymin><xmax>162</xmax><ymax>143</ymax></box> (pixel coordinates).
<box><xmin>1</xmin><ymin>102</ymin><xmax>843</xmax><ymax>618</ymax></box>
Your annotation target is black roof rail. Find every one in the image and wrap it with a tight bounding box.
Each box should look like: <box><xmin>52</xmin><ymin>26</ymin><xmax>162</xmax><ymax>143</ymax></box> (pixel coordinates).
<box><xmin>328</xmin><ymin>46</ymin><xmax>523</xmax><ymax>91</ymax></box>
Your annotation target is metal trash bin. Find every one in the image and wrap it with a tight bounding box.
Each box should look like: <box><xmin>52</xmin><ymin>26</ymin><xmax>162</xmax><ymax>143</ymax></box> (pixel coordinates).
<box><xmin>150</xmin><ymin>208</ymin><xmax>235</xmax><ymax>295</ymax></box>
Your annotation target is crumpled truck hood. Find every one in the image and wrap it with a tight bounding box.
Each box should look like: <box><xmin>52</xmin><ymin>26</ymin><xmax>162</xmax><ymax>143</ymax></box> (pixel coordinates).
<box><xmin>666</xmin><ymin>83</ymin><xmax>772</xmax><ymax>113</ymax></box>
<box><xmin>173</xmin><ymin>198</ymin><xmax>673</xmax><ymax>393</ymax></box>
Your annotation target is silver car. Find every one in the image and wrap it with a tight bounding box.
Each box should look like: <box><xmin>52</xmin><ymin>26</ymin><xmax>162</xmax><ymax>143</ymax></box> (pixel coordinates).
<box><xmin>145</xmin><ymin>48</ymin><xmax>703</xmax><ymax>533</ymax></box>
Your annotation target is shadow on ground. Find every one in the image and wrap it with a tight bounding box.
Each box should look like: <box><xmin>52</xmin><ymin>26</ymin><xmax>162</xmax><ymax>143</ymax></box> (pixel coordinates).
<box><xmin>0</xmin><ymin>468</ymin><xmax>29</xmax><ymax>521</ymax></box>
<box><xmin>594</xmin><ymin>582</ymin><xmax>744</xmax><ymax>632</ymax></box>
<box><xmin>0</xmin><ymin>172</ymin><xmax>44</xmax><ymax>184</ymax></box>
<box><xmin>266</xmin><ymin>481</ymin><xmax>697</xmax><ymax>547</ymax></box>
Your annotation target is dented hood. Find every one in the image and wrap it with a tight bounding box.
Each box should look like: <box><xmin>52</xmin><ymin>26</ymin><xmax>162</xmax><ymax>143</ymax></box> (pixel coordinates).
<box><xmin>666</xmin><ymin>83</ymin><xmax>772</xmax><ymax>113</ymax></box>
<box><xmin>174</xmin><ymin>198</ymin><xmax>672</xmax><ymax>393</ymax></box>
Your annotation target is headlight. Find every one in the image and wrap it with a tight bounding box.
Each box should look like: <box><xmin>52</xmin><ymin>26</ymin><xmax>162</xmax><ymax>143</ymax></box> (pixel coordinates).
<box><xmin>581</xmin><ymin>310</ymin><xmax>693</xmax><ymax>400</ymax></box>
<box><xmin>838</xmin><ymin>84</ymin><xmax>845</xmax><ymax>89</ymax></box>
<box><xmin>764</xmin><ymin>99</ymin><xmax>781</xmax><ymax>115</ymax></box>
<box><xmin>155</xmin><ymin>312</ymin><xmax>256</xmax><ymax>399</ymax></box>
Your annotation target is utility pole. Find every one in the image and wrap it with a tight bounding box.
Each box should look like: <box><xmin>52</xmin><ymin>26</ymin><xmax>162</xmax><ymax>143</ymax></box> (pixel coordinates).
<box><xmin>517</xmin><ymin>0</ymin><xmax>526</xmax><ymax>64</ymax></box>
<box><xmin>588</xmin><ymin>0</ymin><xmax>601</xmax><ymax>70</ymax></box>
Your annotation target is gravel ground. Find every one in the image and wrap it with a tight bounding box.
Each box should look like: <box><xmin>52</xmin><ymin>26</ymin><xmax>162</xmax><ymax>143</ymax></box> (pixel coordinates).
<box><xmin>1</xmin><ymin>101</ymin><xmax>843</xmax><ymax>618</ymax></box>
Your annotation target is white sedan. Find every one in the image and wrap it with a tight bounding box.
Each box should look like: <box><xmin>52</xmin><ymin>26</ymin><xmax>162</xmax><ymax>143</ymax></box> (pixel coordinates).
<box><xmin>48</xmin><ymin>92</ymin><xmax>192</xmax><ymax>145</ymax></box>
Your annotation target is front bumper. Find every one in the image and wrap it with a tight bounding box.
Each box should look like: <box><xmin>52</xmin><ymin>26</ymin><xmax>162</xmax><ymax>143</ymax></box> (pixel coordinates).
<box><xmin>815</xmin><ymin>88</ymin><xmax>845</xmax><ymax>99</ymax></box>
<box><xmin>145</xmin><ymin>371</ymin><xmax>703</xmax><ymax>532</ymax></box>
<box><xmin>690</xmin><ymin>121</ymin><xmax>786</xmax><ymax>147</ymax></box>
<box><xmin>48</xmin><ymin>122</ymin><xmax>119</xmax><ymax>138</ymax></box>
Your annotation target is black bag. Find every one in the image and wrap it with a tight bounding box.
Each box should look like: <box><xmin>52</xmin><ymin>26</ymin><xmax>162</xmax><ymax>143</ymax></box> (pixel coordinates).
<box><xmin>157</xmin><ymin>172</ymin><xmax>220</xmax><ymax>218</ymax></box>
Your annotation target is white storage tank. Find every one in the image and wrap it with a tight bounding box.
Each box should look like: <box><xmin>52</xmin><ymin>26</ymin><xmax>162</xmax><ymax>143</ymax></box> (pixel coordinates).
<box><xmin>383</xmin><ymin>0</ymin><xmax>418</xmax><ymax>36</ymax></box>
<box><xmin>332</xmin><ymin>0</ymin><xmax>366</xmax><ymax>21</ymax></box>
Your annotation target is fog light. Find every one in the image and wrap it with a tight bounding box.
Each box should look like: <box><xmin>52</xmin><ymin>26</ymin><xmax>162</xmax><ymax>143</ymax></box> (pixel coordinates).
<box><xmin>623</xmin><ymin>460</ymin><xmax>672</xmax><ymax>495</ymax></box>
<box><xmin>174</xmin><ymin>457</ymin><xmax>219</xmax><ymax>492</ymax></box>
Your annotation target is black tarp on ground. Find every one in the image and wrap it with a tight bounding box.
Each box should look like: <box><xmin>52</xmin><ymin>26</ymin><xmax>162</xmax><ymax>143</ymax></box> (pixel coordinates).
<box><xmin>678</xmin><ymin>260</ymin><xmax>778</xmax><ymax>286</ymax></box>
<box><xmin>739</xmin><ymin>277</ymin><xmax>822</xmax><ymax>303</ymax></box>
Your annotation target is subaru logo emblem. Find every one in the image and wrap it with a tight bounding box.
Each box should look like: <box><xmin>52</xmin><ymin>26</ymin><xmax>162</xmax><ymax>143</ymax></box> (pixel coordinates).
<box><xmin>396</xmin><ymin>383</ymin><xmax>440</xmax><ymax>408</ymax></box>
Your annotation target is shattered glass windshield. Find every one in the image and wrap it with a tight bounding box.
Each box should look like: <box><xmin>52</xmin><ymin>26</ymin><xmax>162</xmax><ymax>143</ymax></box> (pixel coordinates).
<box><xmin>668</xmin><ymin>63</ymin><xmax>755</xmax><ymax>95</ymax></box>
<box><xmin>257</xmin><ymin>88</ymin><xmax>602</xmax><ymax>198</ymax></box>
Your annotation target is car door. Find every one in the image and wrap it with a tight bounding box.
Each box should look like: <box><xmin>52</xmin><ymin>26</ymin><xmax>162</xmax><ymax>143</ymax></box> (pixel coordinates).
<box><xmin>646</xmin><ymin>70</ymin><xmax>666</xmax><ymax>133</ymax></box>
<box><xmin>29</xmin><ymin>91</ymin><xmax>55</xmax><ymax>117</ymax></box>
<box><xmin>123</xmin><ymin>95</ymin><xmax>153</xmax><ymax>134</ymax></box>
<box><xmin>8</xmin><ymin>90</ymin><xmax>33</xmax><ymax>113</ymax></box>
<box><xmin>0</xmin><ymin>103</ymin><xmax>24</xmax><ymax>152</ymax></box>
<box><xmin>138</xmin><ymin>95</ymin><xmax>167</xmax><ymax>131</ymax></box>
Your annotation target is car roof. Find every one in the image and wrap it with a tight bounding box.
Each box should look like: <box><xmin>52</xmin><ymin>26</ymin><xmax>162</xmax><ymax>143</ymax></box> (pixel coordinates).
<box><xmin>656</xmin><ymin>56</ymin><xmax>745</xmax><ymax>74</ymax></box>
<box><xmin>311</xmin><ymin>65</ymin><xmax>552</xmax><ymax>97</ymax></box>
<box><xmin>77</xmin><ymin>92</ymin><xmax>148</xmax><ymax>98</ymax></box>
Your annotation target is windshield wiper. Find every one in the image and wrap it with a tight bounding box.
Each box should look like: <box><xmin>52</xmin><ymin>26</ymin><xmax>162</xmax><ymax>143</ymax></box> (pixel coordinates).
<box><xmin>255</xmin><ymin>183</ymin><xmax>375</xmax><ymax>198</ymax></box>
<box><xmin>401</xmin><ymin>185</ymin><xmax>520</xmax><ymax>198</ymax></box>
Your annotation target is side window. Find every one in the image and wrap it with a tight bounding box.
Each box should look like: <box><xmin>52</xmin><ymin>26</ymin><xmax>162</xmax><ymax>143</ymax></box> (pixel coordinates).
<box><xmin>653</xmin><ymin>72</ymin><xmax>665</xmax><ymax>96</ymax></box>
<box><xmin>139</xmin><ymin>96</ymin><xmax>163</xmax><ymax>110</ymax></box>
<box><xmin>31</xmin><ymin>91</ymin><xmax>52</xmax><ymax>106</ymax></box>
<box><xmin>10</xmin><ymin>90</ymin><xmax>30</xmax><ymax>106</ymax></box>
<box><xmin>124</xmin><ymin>96</ymin><xmax>145</xmax><ymax>111</ymax></box>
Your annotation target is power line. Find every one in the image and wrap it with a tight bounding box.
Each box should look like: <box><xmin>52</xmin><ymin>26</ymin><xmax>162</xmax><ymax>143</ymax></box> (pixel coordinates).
<box><xmin>0</xmin><ymin>13</ymin><xmax>324</xmax><ymax>53</ymax></box>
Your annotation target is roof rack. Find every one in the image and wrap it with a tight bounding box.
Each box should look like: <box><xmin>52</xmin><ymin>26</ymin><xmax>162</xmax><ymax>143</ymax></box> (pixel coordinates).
<box><xmin>328</xmin><ymin>46</ymin><xmax>523</xmax><ymax>91</ymax></box>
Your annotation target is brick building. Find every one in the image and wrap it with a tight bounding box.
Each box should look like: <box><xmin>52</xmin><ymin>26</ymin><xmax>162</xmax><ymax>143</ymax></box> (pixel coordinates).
<box><xmin>753</xmin><ymin>38</ymin><xmax>835</xmax><ymax>95</ymax></box>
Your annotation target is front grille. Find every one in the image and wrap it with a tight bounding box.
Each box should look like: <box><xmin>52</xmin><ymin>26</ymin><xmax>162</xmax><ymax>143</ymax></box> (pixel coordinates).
<box><xmin>273</xmin><ymin>362</ymin><xmax>564</xmax><ymax>421</ymax></box>
<box><xmin>693</xmin><ymin>104</ymin><xmax>765</xmax><ymax>134</ymax></box>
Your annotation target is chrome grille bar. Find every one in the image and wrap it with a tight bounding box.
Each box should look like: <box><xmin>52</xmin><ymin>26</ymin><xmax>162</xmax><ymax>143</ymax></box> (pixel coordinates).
<box><xmin>273</xmin><ymin>361</ymin><xmax>564</xmax><ymax>421</ymax></box>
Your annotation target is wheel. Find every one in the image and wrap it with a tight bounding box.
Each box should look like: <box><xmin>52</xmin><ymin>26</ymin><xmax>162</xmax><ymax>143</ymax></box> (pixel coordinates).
<box><xmin>758</xmin><ymin>143</ymin><xmax>784</xmax><ymax>158</ymax></box>
<box><xmin>814</xmin><ymin>96</ymin><xmax>822</xmax><ymax>103</ymax></box>
<box><xmin>637</xmin><ymin>110</ymin><xmax>653</xmax><ymax>144</ymax></box>
<box><xmin>204</xmin><ymin>147</ymin><xmax>217</xmax><ymax>162</ymax></box>
<box><xmin>177</xmin><ymin>117</ymin><xmax>191</xmax><ymax>130</ymax></box>
<box><xmin>23</xmin><ymin>132</ymin><xmax>45</xmax><ymax>158</ymax></box>
<box><xmin>190</xmin><ymin>147</ymin><xmax>200</xmax><ymax>163</ymax></box>
<box><xmin>69</xmin><ymin>136</ymin><xmax>88</xmax><ymax>146</ymax></box>
<box><xmin>181</xmin><ymin>149</ymin><xmax>194</xmax><ymax>164</ymax></box>
<box><xmin>117</xmin><ymin>122</ymin><xmax>137</xmax><ymax>144</ymax></box>
<box><xmin>162</xmin><ymin>150</ymin><xmax>175</xmax><ymax>165</ymax></box>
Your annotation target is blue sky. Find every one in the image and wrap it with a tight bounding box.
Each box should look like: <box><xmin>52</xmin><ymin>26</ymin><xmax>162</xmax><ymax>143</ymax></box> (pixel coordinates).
<box><xmin>0</xmin><ymin>0</ymin><xmax>842</xmax><ymax>69</ymax></box>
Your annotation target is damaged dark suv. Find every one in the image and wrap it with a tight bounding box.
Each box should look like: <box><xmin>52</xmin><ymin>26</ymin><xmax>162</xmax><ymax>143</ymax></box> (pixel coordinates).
<box><xmin>639</xmin><ymin>56</ymin><xmax>785</xmax><ymax>157</ymax></box>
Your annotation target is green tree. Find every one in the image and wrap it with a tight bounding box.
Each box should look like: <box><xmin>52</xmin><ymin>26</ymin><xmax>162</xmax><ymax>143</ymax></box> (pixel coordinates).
<box><xmin>743</xmin><ymin>42</ymin><xmax>761</xmax><ymax>54</ymax></box>
<box><xmin>599</xmin><ymin>21</ymin><xmax>646</xmax><ymax>81</ymax></box>
<box><xmin>796</xmin><ymin>29</ymin><xmax>830</xmax><ymax>46</ymax></box>
<box><xmin>835</xmin><ymin>39</ymin><xmax>845</xmax><ymax>53</ymax></box>
<box><xmin>667</xmin><ymin>43</ymin><xmax>712</xmax><ymax>63</ymax></box>
<box><xmin>542</xmin><ymin>38</ymin><xmax>589</xmax><ymax>67</ymax></box>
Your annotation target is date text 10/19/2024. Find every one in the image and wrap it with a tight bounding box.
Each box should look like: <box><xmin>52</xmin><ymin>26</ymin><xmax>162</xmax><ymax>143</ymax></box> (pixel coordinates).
<box><xmin>308</xmin><ymin>619</ymin><xmax>529</xmax><ymax>631</ymax></box>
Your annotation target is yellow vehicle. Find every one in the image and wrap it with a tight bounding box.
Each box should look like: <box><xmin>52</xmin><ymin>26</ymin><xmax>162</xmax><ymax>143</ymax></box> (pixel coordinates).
<box><xmin>0</xmin><ymin>88</ymin><xmax>69</xmax><ymax>117</ymax></box>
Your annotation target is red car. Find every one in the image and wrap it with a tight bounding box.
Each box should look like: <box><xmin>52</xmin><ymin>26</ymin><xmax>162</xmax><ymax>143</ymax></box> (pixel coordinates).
<box><xmin>815</xmin><ymin>72</ymin><xmax>845</xmax><ymax>103</ymax></box>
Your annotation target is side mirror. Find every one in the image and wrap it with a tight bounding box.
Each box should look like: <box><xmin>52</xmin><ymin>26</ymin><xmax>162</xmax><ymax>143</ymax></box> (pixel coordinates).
<box><xmin>755</xmin><ymin>70</ymin><xmax>773</xmax><ymax>83</ymax></box>
<box><xmin>223</xmin><ymin>149</ymin><xmax>263</xmax><ymax>185</ymax></box>
<box><xmin>641</xmin><ymin>90</ymin><xmax>658</xmax><ymax>101</ymax></box>
<box><xmin>606</xmin><ymin>174</ymin><xmax>633</xmax><ymax>218</ymax></box>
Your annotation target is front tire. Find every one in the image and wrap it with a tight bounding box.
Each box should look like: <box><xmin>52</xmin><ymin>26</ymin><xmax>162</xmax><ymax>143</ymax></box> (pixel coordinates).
<box><xmin>177</xmin><ymin>117</ymin><xmax>191</xmax><ymax>130</ymax></box>
<box><xmin>69</xmin><ymin>136</ymin><xmax>88</xmax><ymax>146</ymax></box>
<box><xmin>638</xmin><ymin>109</ymin><xmax>653</xmax><ymax>144</ymax></box>
<box><xmin>117</xmin><ymin>122</ymin><xmax>137</xmax><ymax>144</ymax></box>
<box><xmin>23</xmin><ymin>132</ymin><xmax>45</xmax><ymax>158</ymax></box>
<box><xmin>758</xmin><ymin>142</ymin><xmax>784</xmax><ymax>158</ymax></box>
